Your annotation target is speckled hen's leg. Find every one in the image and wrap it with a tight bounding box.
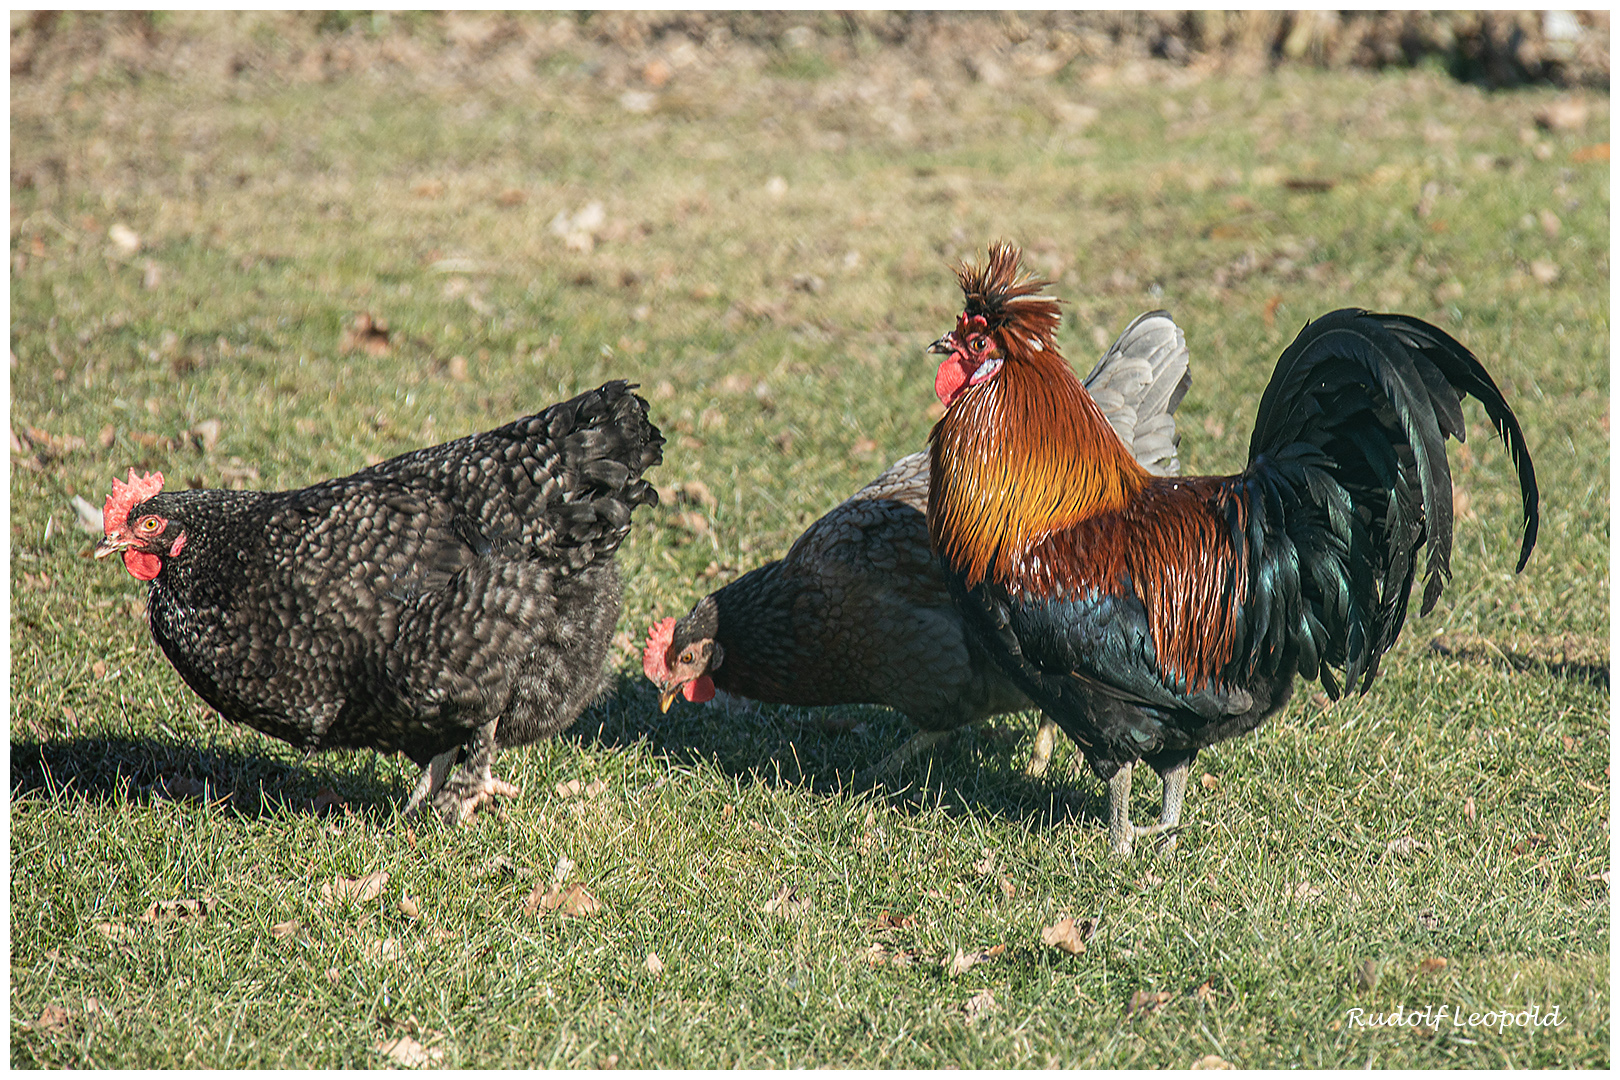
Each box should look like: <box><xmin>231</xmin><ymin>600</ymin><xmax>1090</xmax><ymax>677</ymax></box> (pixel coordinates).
<box><xmin>1024</xmin><ymin>718</ymin><xmax>1059</xmax><ymax>777</ymax></box>
<box><xmin>429</xmin><ymin>721</ymin><xmax>521</xmax><ymax>825</ymax></box>
<box><xmin>403</xmin><ymin>748</ymin><xmax>458</xmax><ymax>818</ymax></box>
<box><xmin>857</xmin><ymin>730</ymin><xmax>953</xmax><ymax>787</ymax></box>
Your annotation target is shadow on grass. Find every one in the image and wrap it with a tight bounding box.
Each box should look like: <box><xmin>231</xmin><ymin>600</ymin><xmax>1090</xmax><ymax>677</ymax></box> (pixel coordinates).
<box><xmin>10</xmin><ymin>672</ymin><xmax>1109</xmax><ymax>833</ymax></box>
<box><xmin>564</xmin><ymin>672</ymin><xmax>1108</xmax><ymax>833</ymax></box>
<box><xmin>9</xmin><ymin>733</ymin><xmax>406</xmax><ymax>826</ymax></box>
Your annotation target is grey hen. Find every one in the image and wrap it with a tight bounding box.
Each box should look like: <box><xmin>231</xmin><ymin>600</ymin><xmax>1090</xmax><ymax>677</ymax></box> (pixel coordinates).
<box><xmin>97</xmin><ymin>381</ymin><xmax>664</xmax><ymax>823</ymax></box>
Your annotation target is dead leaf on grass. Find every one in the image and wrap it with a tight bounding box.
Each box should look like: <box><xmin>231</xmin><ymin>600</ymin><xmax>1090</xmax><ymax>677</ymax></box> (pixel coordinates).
<box><xmin>322</xmin><ymin>871</ymin><xmax>389</xmax><ymax>905</ymax></box>
<box><xmin>1200</xmin><ymin>772</ymin><xmax>1219</xmax><ymax>792</ymax></box>
<box><xmin>554</xmin><ymin>777</ymin><xmax>609</xmax><ymax>800</ymax></box>
<box><xmin>763</xmin><ymin>886</ymin><xmax>810</xmax><ymax>918</ymax></box>
<box><xmin>92</xmin><ymin>920</ymin><xmax>140</xmax><ymax>945</ymax></box>
<box><xmin>1193</xmin><ymin>979</ymin><xmax>1216</xmax><ymax>1004</ymax></box>
<box><xmin>1041</xmin><ymin>915</ymin><xmax>1094</xmax><ymax>956</ymax></box>
<box><xmin>375</xmin><ymin>1033</ymin><xmax>441</xmax><ymax>1069</ymax></box>
<box><xmin>399</xmin><ymin>894</ymin><xmax>421</xmax><ymax>919</ymax></box>
<box><xmin>970</xmin><ymin>847</ymin><xmax>997</xmax><ymax>875</ymax></box>
<box><xmin>35</xmin><ymin>1004</ymin><xmax>72</xmax><ymax>1033</ymax></box>
<box><xmin>1418</xmin><ymin>956</ymin><xmax>1449</xmax><ymax>975</ymax></box>
<box><xmin>1128</xmin><ymin>988</ymin><xmax>1172</xmax><ymax>1017</ymax></box>
<box><xmin>962</xmin><ymin>988</ymin><xmax>997</xmax><ymax>1023</ymax></box>
<box><xmin>339</xmin><ymin>312</ymin><xmax>391</xmax><ymax>357</ymax></box>
<box><xmin>1289</xmin><ymin>881</ymin><xmax>1324</xmax><ymax>902</ymax></box>
<box><xmin>141</xmin><ymin>897</ymin><xmax>216</xmax><ymax>924</ymax></box>
<box><xmin>525</xmin><ymin>881</ymin><xmax>604</xmax><ymax>918</ymax></box>
<box><xmin>644</xmin><ymin>951</ymin><xmax>664</xmax><ymax>975</ymax></box>
<box><xmin>270</xmin><ymin>920</ymin><xmax>302</xmax><ymax>942</ymax></box>
<box><xmin>870</xmin><ymin>910</ymin><xmax>915</xmax><ymax>932</ymax></box>
<box><xmin>1463</xmin><ymin>796</ymin><xmax>1476</xmax><ymax>822</ymax></box>
<box><xmin>366</xmin><ymin>937</ymin><xmax>405</xmax><ymax>963</ymax></box>
<box><xmin>944</xmin><ymin>943</ymin><xmax>1006</xmax><ymax>977</ymax></box>
<box><xmin>1191</xmin><ymin>1053</ymin><xmax>1234</xmax><ymax>1069</ymax></box>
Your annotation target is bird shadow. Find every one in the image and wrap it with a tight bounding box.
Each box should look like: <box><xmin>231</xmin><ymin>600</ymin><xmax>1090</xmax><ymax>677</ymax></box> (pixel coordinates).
<box><xmin>564</xmin><ymin>672</ymin><xmax>1111</xmax><ymax>833</ymax></box>
<box><xmin>9</xmin><ymin>731</ymin><xmax>407</xmax><ymax>826</ymax></box>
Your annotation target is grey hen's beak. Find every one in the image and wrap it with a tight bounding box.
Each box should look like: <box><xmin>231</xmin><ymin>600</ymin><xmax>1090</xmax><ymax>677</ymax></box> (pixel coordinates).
<box><xmin>94</xmin><ymin>535</ymin><xmax>130</xmax><ymax>559</ymax></box>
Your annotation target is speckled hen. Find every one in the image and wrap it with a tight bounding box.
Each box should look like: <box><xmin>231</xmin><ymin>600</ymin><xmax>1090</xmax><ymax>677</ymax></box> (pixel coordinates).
<box><xmin>96</xmin><ymin>381</ymin><xmax>663</xmax><ymax>824</ymax></box>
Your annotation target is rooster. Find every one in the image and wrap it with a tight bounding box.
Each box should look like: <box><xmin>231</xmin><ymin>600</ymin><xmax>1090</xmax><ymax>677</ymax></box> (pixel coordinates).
<box><xmin>96</xmin><ymin>381</ymin><xmax>663</xmax><ymax>824</ymax></box>
<box><xmin>928</xmin><ymin>244</ymin><xmax>1538</xmax><ymax>854</ymax></box>
<box><xmin>643</xmin><ymin>310</ymin><xmax>1190</xmax><ymax>782</ymax></box>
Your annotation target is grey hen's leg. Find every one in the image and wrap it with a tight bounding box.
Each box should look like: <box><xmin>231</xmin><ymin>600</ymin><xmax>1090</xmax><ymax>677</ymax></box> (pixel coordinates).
<box><xmin>426</xmin><ymin>720</ymin><xmax>521</xmax><ymax>825</ymax></box>
<box><xmin>1024</xmin><ymin>717</ymin><xmax>1060</xmax><ymax>777</ymax></box>
<box><xmin>403</xmin><ymin>747</ymin><xmax>459</xmax><ymax>818</ymax></box>
<box><xmin>856</xmin><ymin>729</ymin><xmax>954</xmax><ymax>787</ymax></box>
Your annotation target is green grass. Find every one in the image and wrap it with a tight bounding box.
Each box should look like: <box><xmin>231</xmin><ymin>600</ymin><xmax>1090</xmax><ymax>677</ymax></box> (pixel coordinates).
<box><xmin>11</xmin><ymin>17</ymin><xmax>1609</xmax><ymax>1067</ymax></box>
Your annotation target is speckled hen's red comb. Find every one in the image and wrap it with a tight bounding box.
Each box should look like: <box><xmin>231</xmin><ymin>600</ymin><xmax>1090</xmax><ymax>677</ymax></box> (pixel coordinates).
<box><xmin>103</xmin><ymin>469</ymin><xmax>164</xmax><ymax>534</ymax></box>
<box><xmin>642</xmin><ymin>616</ymin><xmax>676</xmax><ymax>681</ymax></box>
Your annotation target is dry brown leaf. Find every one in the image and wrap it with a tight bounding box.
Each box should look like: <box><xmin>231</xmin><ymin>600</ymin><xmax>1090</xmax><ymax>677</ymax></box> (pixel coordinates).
<box><xmin>141</xmin><ymin>897</ymin><xmax>216</xmax><ymax>924</ymax></box>
<box><xmin>92</xmin><ymin>920</ymin><xmax>139</xmax><ymax>945</ymax></box>
<box><xmin>1418</xmin><ymin>956</ymin><xmax>1449</xmax><ymax>975</ymax></box>
<box><xmin>644</xmin><ymin>951</ymin><xmax>664</xmax><ymax>975</ymax></box>
<box><xmin>367</xmin><ymin>937</ymin><xmax>405</xmax><ymax>963</ymax></box>
<box><xmin>1200</xmin><ymin>772</ymin><xmax>1219</xmax><ymax>792</ymax></box>
<box><xmin>998</xmin><ymin>876</ymin><xmax>1018</xmax><ymax>900</ymax></box>
<box><xmin>971</xmin><ymin>847</ymin><xmax>997</xmax><ymax>875</ymax></box>
<box><xmin>1191</xmin><ymin>1053</ymin><xmax>1234</xmax><ymax>1069</ymax></box>
<box><xmin>322</xmin><ymin>870</ymin><xmax>389</xmax><ymax>904</ymax></box>
<box><xmin>554</xmin><ymin>777</ymin><xmax>609</xmax><ymax>799</ymax></box>
<box><xmin>1587</xmin><ymin>870</ymin><xmax>1611</xmax><ymax>887</ymax></box>
<box><xmin>1571</xmin><ymin>142</ymin><xmax>1609</xmax><ymax>163</ymax></box>
<box><xmin>1512</xmin><ymin>833</ymin><xmax>1548</xmax><ymax>855</ymax></box>
<box><xmin>962</xmin><ymin>988</ymin><xmax>997</xmax><ymax>1023</ymax></box>
<box><xmin>526</xmin><ymin>881</ymin><xmax>604</xmax><ymax>918</ymax></box>
<box><xmin>35</xmin><ymin>1004</ymin><xmax>72</xmax><ymax>1033</ymax></box>
<box><xmin>376</xmin><ymin>1033</ymin><xmax>441</xmax><ymax>1069</ymax></box>
<box><xmin>1463</xmin><ymin>796</ymin><xmax>1476</xmax><ymax>822</ymax></box>
<box><xmin>763</xmin><ymin>886</ymin><xmax>809</xmax><ymax>918</ymax></box>
<box><xmin>399</xmin><ymin>894</ymin><xmax>420</xmax><ymax>919</ymax></box>
<box><xmin>1289</xmin><ymin>881</ymin><xmax>1323</xmax><ymax>902</ymax></box>
<box><xmin>1193</xmin><ymin>979</ymin><xmax>1216</xmax><ymax>1004</ymax></box>
<box><xmin>1041</xmin><ymin>916</ymin><xmax>1093</xmax><ymax>956</ymax></box>
<box><xmin>1128</xmin><ymin>988</ymin><xmax>1172</xmax><ymax>1017</ymax></box>
<box><xmin>311</xmin><ymin>787</ymin><xmax>347</xmax><ymax>815</ymax></box>
<box><xmin>340</xmin><ymin>312</ymin><xmax>391</xmax><ymax>357</ymax></box>
<box><xmin>851</xmin><ymin>437</ymin><xmax>879</xmax><ymax>458</ymax></box>
<box><xmin>270</xmin><ymin>920</ymin><xmax>301</xmax><ymax>941</ymax></box>
<box><xmin>945</xmin><ymin>943</ymin><xmax>1006</xmax><ymax>977</ymax></box>
<box><xmin>871</xmin><ymin>911</ymin><xmax>915</xmax><ymax>932</ymax></box>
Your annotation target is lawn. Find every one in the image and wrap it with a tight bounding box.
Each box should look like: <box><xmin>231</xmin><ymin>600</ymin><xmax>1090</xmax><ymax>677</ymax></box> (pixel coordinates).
<box><xmin>10</xmin><ymin>13</ymin><xmax>1609</xmax><ymax>1068</ymax></box>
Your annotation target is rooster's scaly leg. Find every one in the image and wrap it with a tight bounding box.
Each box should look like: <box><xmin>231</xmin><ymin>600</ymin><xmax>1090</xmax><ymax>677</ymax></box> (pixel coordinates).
<box><xmin>1024</xmin><ymin>717</ymin><xmax>1059</xmax><ymax>778</ymax></box>
<box><xmin>1107</xmin><ymin>764</ymin><xmax>1138</xmax><ymax>855</ymax></box>
<box><xmin>1108</xmin><ymin>759</ymin><xmax>1188</xmax><ymax>856</ymax></box>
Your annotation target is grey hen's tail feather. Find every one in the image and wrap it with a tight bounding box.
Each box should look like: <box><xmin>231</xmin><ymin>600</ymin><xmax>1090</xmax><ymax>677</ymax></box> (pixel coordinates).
<box><xmin>535</xmin><ymin>380</ymin><xmax>665</xmax><ymax>569</ymax></box>
<box><xmin>1081</xmin><ymin>310</ymin><xmax>1191</xmax><ymax>477</ymax></box>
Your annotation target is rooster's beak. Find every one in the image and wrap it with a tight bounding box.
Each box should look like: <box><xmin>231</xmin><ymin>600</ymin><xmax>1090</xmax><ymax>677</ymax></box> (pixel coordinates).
<box><xmin>94</xmin><ymin>536</ymin><xmax>130</xmax><ymax>560</ymax></box>
<box><xmin>927</xmin><ymin>335</ymin><xmax>953</xmax><ymax>355</ymax></box>
<box><xmin>659</xmin><ymin>685</ymin><xmax>681</xmax><ymax>713</ymax></box>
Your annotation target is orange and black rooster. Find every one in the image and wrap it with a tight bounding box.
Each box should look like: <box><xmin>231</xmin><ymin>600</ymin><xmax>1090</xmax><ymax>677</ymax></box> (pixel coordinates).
<box><xmin>928</xmin><ymin>244</ymin><xmax>1538</xmax><ymax>854</ymax></box>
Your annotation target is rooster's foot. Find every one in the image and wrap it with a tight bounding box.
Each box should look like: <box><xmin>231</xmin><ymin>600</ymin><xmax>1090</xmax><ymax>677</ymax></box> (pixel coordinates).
<box><xmin>1106</xmin><ymin>760</ymin><xmax>1188</xmax><ymax>856</ymax></box>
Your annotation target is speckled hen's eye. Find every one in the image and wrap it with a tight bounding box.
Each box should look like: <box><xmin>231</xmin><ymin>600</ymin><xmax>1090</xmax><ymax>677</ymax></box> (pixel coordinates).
<box><xmin>138</xmin><ymin>516</ymin><xmax>162</xmax><ymax>532</ymax></box>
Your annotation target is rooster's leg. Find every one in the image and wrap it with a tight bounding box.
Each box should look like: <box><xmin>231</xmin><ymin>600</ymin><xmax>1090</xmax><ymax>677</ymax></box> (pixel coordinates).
<box><xmin>1024</xmin><ymin>717</ymin><xmax>1059</xmax><ymax>777</ymax></box>
<box><xmin>1107</xmin><ymin>764</ymin><xmax>1138</xmax><ymax>856</ymax></box>
<box><xmin>1108</xmin><ymin>759</ymin><xmax>1187</xmax><ymax>856</ymax></box>
<box><xmin>403</xmin><ymin>747</ymin><xmax>459</xmax><ymax>818</ymax></box>
<box><xmin>857</xmin><ymin>730</ymin><xmax>953</xmax><ymax>787</ymax></box>
<box><xmin>429</xmin><ymin>721</ymin><xmax>521</xmax><ymax>825</ymax></box>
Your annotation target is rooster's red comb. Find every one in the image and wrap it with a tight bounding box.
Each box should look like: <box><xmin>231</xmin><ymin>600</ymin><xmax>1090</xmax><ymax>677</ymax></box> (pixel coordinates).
<box><xmin>642</xmin><ymin>616</ymin><xmax>676</xmax><ymax>682</ymax></box>
<box><xmin>103</xmin><ymin>469</ymin><xmax>165</xmax><ymax>535</ymax></box>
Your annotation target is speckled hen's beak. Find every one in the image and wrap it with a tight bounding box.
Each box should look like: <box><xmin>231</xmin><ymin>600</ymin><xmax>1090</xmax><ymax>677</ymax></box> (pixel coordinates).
<box><xmin>94</xmin><ymin>535</ymin><xmax>130</xmax><ymax>559</ymax></box>
<box><xmin>659</xmin><ymin>685</ymin><xmax>681</xmax><ymax>713</ymax></box>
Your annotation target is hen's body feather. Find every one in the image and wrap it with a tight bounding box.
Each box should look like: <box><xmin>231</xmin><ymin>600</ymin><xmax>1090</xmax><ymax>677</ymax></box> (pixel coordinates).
<box><xmin>106</xmin><ymin>381</ymin><xmax>663</xmax><ymax>821</ymax></box>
